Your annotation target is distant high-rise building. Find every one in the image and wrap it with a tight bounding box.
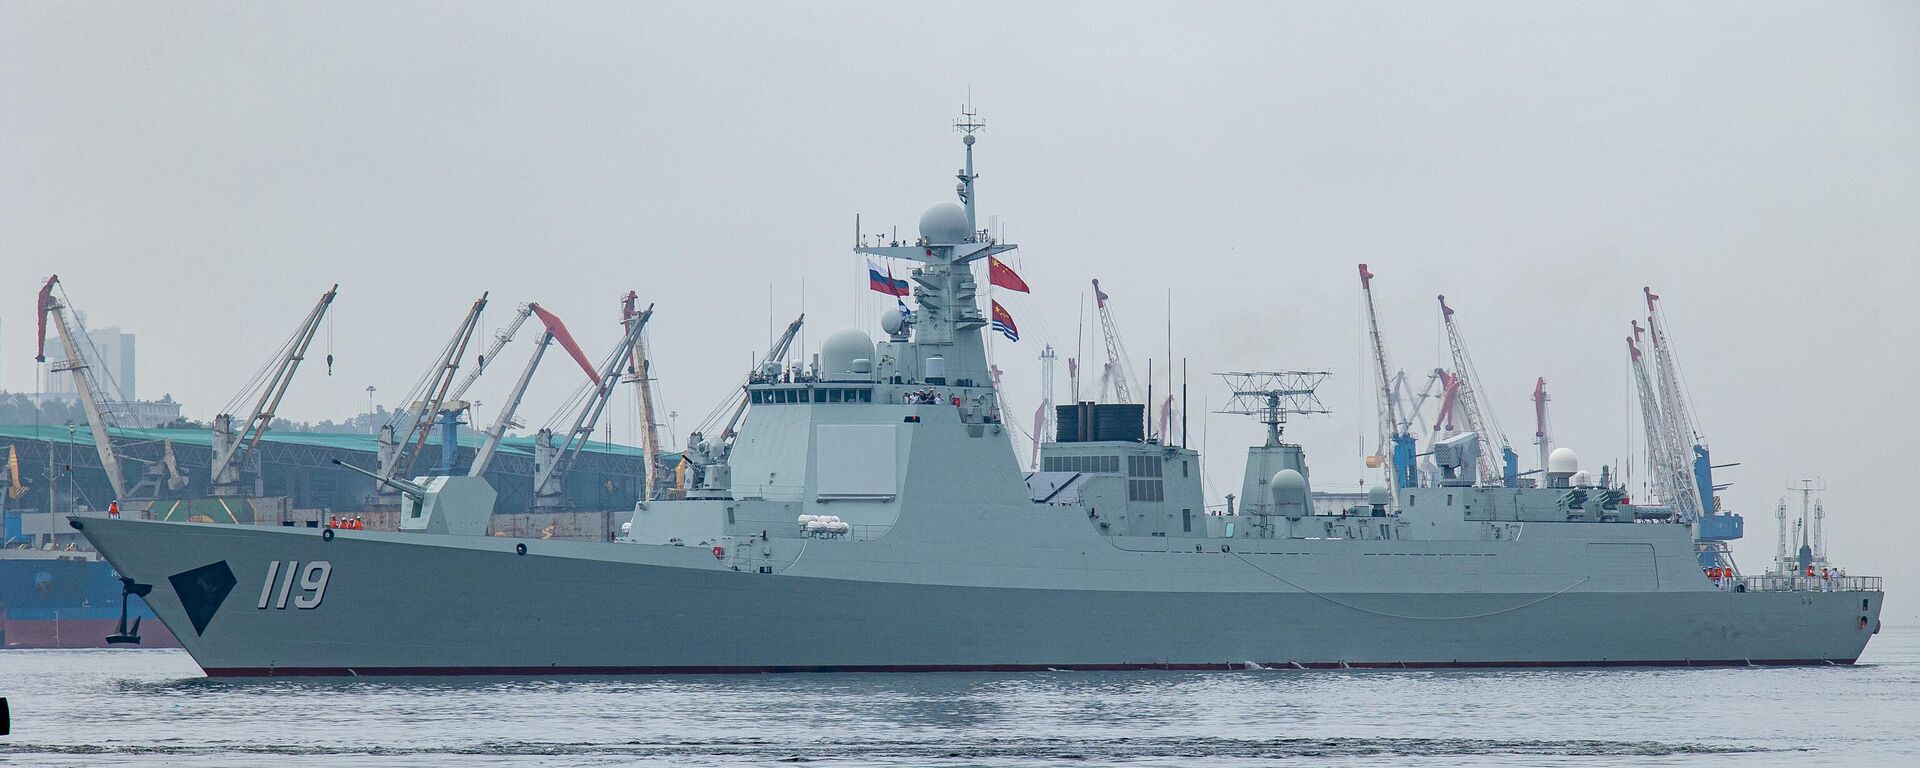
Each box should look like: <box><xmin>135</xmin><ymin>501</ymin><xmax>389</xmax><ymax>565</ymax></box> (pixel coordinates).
<box><xmin>43</xmin><ymin>325</ymin><xmax>138</xmax><ymax>401</ymax></box>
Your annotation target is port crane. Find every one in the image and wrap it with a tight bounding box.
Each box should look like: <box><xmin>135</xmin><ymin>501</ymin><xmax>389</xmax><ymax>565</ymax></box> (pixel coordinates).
<box><xmin>621</xmin><ymin>292</ymin><xmax>671</xmax><ymax>501</ymax></box>
<box><xmin>34</xmin><ymin>275</ymin><xmax>131</xmax><ymax>503</ymax></box>
<box><xmin>1358</xmin><ymin>265</ymin><xmax>1417</xmax><ymax>493</ymax></box>
<box><xmin>675</xmin><ymin>314</ymin><xmax>803</xmax><ymax>498</ymax></box>
<box><xmin>380</xmin><ymin>293</ymin><xmax>488</xmax><ymax>482</ymax></box>
<box><xmin>1633</xmin><ymin>288</ymin><xmax>1742</xmax><ymax>567</ymax></box>
<box><xmin>1091</xmin><ymin>279</ymin><xmax>1137</xmax><ymax>404</ymax></box>
<box><xmin>1437</xmin><ymin>295</ymin><xmax>1517</xmax><ymax>486</ymax></box>
<box><xmin>468</xmin><ymin>303</ymin><xmax>597</xmax><ymax>476</ymax></box>
<box><xmin>532</xmin><ymin>302</ymin><xmax>652</xmax><ymax>509</ymax></box>
<box><xmin>209</xmin><ymin>285</ymin><xmax>339</xmax><ymax>496</ymax></box>
<box><xmin>449</xmin><ymin>303</ymin><xmax>534</xmax><ymax>406</ymax></box>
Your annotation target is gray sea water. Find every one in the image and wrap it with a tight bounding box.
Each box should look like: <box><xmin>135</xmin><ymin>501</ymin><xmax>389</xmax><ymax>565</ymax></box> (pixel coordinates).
<box><xmin>3</xmin><ymin>626</ymin><xmax>1916</xmax><ymax>767</ymax></box>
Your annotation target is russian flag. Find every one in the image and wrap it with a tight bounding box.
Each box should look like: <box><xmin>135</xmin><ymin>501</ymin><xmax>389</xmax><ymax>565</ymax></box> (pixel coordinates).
<box><xmin>867</xmin><ymin>259</ymin><xmax>910</xmax><ymax>297</ymax></box>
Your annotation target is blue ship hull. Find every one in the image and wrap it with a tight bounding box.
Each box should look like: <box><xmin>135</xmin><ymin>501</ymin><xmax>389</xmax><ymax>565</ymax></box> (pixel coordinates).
<box><xmin>1</xmin><ymin>554</ymin><xmax>176</xmax><ymax>648</ymax></box>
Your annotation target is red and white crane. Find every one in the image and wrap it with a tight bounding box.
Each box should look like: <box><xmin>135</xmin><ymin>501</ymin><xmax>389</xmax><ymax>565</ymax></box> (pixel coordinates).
<box><xmin>469</xmin><ymin>303</ymin><xmax>598</xmax><ymax>477</ymax></box>
<box><xmin>1437</xmin><ymin>295</ymin><xmax>1516</xmax><ymax>485</ymax></box>
<box><xmin>1092</xmin><ymin>279</ymin><xmax>1137</xmax><ymax>404</ymax></box>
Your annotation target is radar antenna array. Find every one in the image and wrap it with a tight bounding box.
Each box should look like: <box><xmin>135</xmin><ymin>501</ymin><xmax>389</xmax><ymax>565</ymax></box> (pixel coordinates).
<box><xmin>1215</xmin><ymin>370</ymin><xmax>1331</xmax><ymax>444</ymax></box>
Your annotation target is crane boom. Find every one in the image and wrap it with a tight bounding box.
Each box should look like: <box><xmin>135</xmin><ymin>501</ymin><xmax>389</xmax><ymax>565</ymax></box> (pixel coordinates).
<box><xmin>447</xmin><ymin>303</ymin><xmax>533</xmax><ymax>403</ymax></box>
<box><xmin>471</xmin><ymin>303</ymin><xmax>597</xmax><ymax>477</ymax></box>
<box><xmin>622</xmin><ymin>292</ymin><xmax>669</xmax><ymax>501</ymax></box>
<box><xmin>1359</xmin><ymin>265</ymin><xmax>1416</xmax><ymax>493</ymax></box>
<box><xmin>1092</xmin><ymin>279</ymin><xmax>1135</xmax><ymax>403</ymax></box>
<box><xmin>1643</xmin><ymin>286</ymin><xmax>1715</xmax><ymax>521</ymax></box>
<box><xmin>386</xmin><ymin>293</ymin><xmax>489</xmax><ymax>482</ymax></box>
<box><xmin>1628</xmin><ymin>327</ymin><xmax>1700</xmax><ymax>521</ymax></box>
<box><xmin>210</xmin><ymin>284</ymin><xmax>339</xmax><ymax>495</ymax></box>
<box><xmin>1437</xmin><ymin>295</ymin><xmax>1515</xmax><ymax>485</ymax></box>
<box><xmin>35</xmin><ymin>275</ymin><xmax>129</xmax><ymax>501</ymax></box>
<box><xmin>533</xmin><ymin>304</ymin><xmax>653</xmax><ymax>505</ymax></box>
<box><xmin>721</xmin><ymin>314</ymin><xmax>804</xmax><ymax>442</ymax></box>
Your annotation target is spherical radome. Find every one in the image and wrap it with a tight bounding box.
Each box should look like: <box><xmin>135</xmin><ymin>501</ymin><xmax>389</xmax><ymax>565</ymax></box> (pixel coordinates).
<box><xmin>918</xmin><ymin>202</ymin><xmax>969</xmax><ymax>244</ymax></box>
<box><xmin>1548</xmin><ymin>447</ymin><xmax>1579</xmax><ymax>474</ymax></box>
<box><xmin>1269</xmin><ymin>468</ymin><xmax>1307</xmax><ymax>506</ymax></box>
<box><xmin>880</xmin><ymin>306</ymin><xmax>906</xmax><ymax>335</ymax></box>
<box><xmin>820</xmin><ymin>328</ymin><xmax>875</xmax><ymax>380</ymax></box>
<box><xmin>1367</xmin><ymin>485</ymin><xmax>1393</xmax><ymax>506</ymax></box>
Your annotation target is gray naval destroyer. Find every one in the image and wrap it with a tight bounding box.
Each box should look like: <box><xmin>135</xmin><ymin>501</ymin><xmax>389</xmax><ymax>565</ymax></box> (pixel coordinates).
<box><xmin>75</xmin><ymin>121</ymin><xmax>1883</xmax><ymax>676</ymax></box>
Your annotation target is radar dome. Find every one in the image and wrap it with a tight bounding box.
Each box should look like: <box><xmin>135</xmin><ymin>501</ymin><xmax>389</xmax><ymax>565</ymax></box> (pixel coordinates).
<box><xmin>1547</xmin><ymin>447</ymin><xmax>1579</xmax><ymax>475</ymax></box>
<box><xmin>1570</xmin><ymin>470</ymin><xmax>1596</xmax><ymax>488</ymax></box>
<box><xmin>918</xmin><ymin>202</ymin><xmax>970</xmax><ymax>244</ymax></box>
<box><xmin>1269</xmin><ymin>468</ymin><xmax>1307</xmax><ymax>505</ymax></box>
<box><xmin>820</xmin><ymin>329</ymin><xmax>875</xmax><ymax>381</ymax></box>
<box><xmin>880</xmin><ymin>305</ymin><xmax>907</xmax><ymax>336</ymax></box>
<box><xmin>1367</xmin><ymin>484</ymin><xmax>1393</xmax><ymax>507</ymax></box>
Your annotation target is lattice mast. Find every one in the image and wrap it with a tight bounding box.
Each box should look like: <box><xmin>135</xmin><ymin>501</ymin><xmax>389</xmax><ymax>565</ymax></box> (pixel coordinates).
<box><xmin>1216</xmin><ymin>370</ymin><xmax>1332</xmax><ymax>446</ymax></box>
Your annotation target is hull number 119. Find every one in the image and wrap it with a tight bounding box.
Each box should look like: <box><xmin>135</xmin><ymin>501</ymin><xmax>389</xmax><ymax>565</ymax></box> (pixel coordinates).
<box><xmin>257</xmin><ymin>560</ymin><xmax>332</xmax><ymax>610</ymax></box>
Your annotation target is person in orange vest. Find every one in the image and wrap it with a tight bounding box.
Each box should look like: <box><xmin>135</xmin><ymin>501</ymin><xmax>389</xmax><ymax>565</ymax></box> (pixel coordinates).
<box><xmin>327</xmin><ymin>514</ymin><xmax>338</xmax><ymax>528</ymax></box>
<box><xmin>108</xmin><ymin>501</ymin><xmax>120</xmax><ymax>519</ymax></box>
<box><xmin>353</xmin><ymin>515</ymin><xmax>365</xmax><ymax>530</ymax></box>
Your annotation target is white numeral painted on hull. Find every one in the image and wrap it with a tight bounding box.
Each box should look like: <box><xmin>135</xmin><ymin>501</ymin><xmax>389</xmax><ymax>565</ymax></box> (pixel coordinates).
<box><xmin>257</xmin><ymin>560</ymin><xmax>332</xmax><ymax>610</ymax></box>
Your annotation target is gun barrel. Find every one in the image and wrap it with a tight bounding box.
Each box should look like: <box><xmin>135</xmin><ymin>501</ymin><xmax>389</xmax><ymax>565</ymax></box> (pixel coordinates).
<box><xmin>330</xmin><ymin>459</ymin><xmax>427</xmax><ymax>499</ymax></box>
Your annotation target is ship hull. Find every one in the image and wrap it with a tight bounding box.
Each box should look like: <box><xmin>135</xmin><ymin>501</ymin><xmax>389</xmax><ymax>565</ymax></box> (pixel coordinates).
<box><xmin>74</xmin><ymin>517</ymin><xmax>1880</xmax><ymax>676</ymax></box>
<box><xmin>0</xmin><ymin>554</ymin><xmax>178</xmax><ymax>649</ymax></box>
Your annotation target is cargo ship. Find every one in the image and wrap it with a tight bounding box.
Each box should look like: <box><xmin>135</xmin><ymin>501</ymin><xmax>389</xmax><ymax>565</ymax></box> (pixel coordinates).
<box><xmin>1</xmin><ymin>548</ymin><xmax>174</xmax><ymax>648</ymax></box>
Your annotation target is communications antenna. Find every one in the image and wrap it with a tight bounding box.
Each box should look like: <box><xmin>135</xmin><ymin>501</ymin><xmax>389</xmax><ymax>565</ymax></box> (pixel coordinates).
<box><xmin>1215</xmin><ymin>370</ymin><xmax>1331</xmax><ymax>445</ymax></box>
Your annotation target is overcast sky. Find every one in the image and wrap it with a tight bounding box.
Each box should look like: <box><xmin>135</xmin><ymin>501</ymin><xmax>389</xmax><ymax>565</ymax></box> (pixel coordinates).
<box><xmin>4</xmin><ymin>2</ymin><xmax>1916</xmax><ymax>606</ymax></box>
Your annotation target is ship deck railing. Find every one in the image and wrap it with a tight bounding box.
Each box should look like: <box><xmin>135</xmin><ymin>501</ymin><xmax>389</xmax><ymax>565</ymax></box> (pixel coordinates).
<box><xmin>1739</xmin><ymin>574</ymin><xmax>1882</xmax><ymax>593</ymax></box>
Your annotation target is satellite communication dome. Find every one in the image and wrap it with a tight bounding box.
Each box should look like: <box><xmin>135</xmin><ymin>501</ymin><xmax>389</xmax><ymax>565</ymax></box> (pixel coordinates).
<box><xmin>1547</xmin><ymin>447</ymin><xmax>1579</xmax><ymax>475</ymax></box>
<box><xmin>1367</xmin><ymin>484</ymin><xmax>1393</xmax><ymax>507</ymax></box>
<box><xmin>880</xmin><ymin>305</ymin><xmax>907</xmax><ymax>335</ymax></box>
<box><xmin>1269</xmin><ymin>469</ymin><xmax>1307</xmax><ymax>506</ymax></box>
<box><xmin>918</xmin><ymin>202</ymin><xmax>970</xmax><ymax>244</ymax></box>
<box><xmin>1570</xmin><ymin>470</ymin><xmax>1596</xmax><ymax>488</ymax></box>
<box><xmin>820</xmin><ymin>329</ymin><xmax>875</xmax><ymax>381</ymax></box>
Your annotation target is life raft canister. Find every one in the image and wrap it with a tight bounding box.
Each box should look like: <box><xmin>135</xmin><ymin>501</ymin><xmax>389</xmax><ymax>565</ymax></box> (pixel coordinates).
<box><xmin>712</xmin><ymin>545</ymin><xmax>725</xmax><ymax>559</ymax></box>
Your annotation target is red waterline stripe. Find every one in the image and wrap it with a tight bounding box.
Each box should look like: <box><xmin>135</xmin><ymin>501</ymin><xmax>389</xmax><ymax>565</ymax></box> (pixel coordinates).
<box><xmin>203</xmin><ymin>658</ymin><xmax>1858</xmax><ymax>678</ymax></box>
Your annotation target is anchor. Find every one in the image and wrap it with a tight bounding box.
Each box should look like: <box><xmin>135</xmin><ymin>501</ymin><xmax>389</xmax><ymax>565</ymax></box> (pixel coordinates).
<box><xmin>105</xmin><ymin>577</ymin><xmax>152</xmax><ymax>645</ymax></box>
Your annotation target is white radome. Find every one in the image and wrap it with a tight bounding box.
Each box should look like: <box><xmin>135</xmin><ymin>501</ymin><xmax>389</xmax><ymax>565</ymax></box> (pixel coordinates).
<box><xmin>880</xmin><ymin>306</ymin><xmax>907</xmax><ymax>335</ymax></box>
<box><xmin>1269</xmin><ymin>468</ymin><xmax>1307</xmax><ymax>506</ymax></box>
<box><xmin>1548</xmin><ymin>447</ymin><xmax>1579</xmax><ymax>475</ymax></box>
<box><xmin>918</xmin><ymin>202</ymin><xmax>970</xmax><ymax>244</ymax></box>
<box><xmin>820</xmin><ymin>329</ymin><xmax>875</xmax><ymax>380</ymax></box>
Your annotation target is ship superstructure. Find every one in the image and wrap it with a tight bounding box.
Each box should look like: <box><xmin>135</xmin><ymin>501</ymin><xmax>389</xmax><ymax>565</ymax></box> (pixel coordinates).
<box><xmin>70</xmin><ymin>114</ymin><xmax>1882</xmax><ymax>676</ymax></box>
